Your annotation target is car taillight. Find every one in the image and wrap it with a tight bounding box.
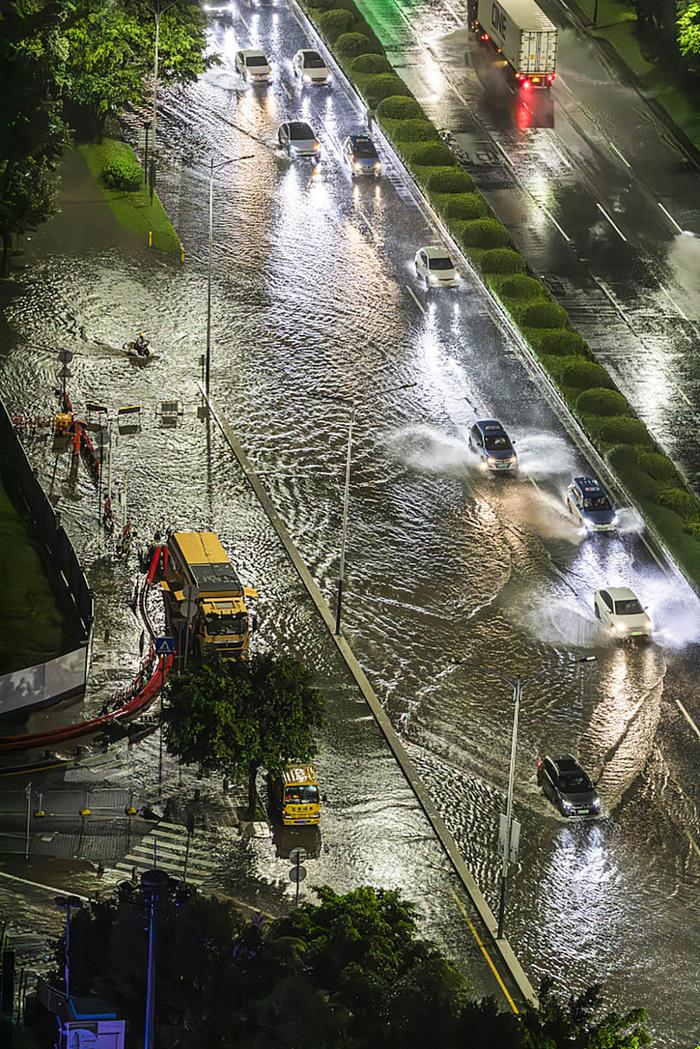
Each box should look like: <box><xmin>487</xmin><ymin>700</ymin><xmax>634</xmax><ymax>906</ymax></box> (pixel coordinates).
<box><xmin>481</xmin><ymin>32</ymin><xmax>489</xmax><ymax>40</ymax></box>
<box><xmin>536</xmin><ymin>757</ymin><xmax>542</xmax><ymax>769</ymax></box>
<box><xmin>522</xmin><ymin>79</ymin><xmax>532</xmax><ymax>90</ymax></box>
<box><xmin>546</xmin><ymin>73</ymin><xmax>555</xmax><ymax>82</ymax></box>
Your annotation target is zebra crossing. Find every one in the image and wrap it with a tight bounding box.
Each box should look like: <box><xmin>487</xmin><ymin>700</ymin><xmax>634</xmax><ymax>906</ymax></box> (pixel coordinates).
<box><xmin>107</xmin><ymin>820</ymin><xmax>220</xmax><ymax>890</ymax></box>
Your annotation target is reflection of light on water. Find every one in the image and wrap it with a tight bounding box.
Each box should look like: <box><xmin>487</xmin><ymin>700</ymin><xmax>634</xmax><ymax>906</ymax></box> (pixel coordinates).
<box><xmin>614</xmin><ymin>507</ymin><xmax>644</xmax><ymax>534</ymax></box>
<box><xmin>666</xmin><ymin>231</ymin><xmax>700</xmax><ymax>306</ymax></box>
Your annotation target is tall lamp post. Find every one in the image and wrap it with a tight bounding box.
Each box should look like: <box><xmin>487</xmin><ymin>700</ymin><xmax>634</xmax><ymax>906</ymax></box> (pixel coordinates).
<box><xmin>314</xmin><ymin>382</ymin><xmax>416</xmax><ymax>635</ymax></box>
<box><xmin>54</xmin><ymin>895</ymin><xmax>82</xmax><ymax>1001</ymax></box>
<box><xmin>141</xmin><ymin>869</ymin><xmax>171</xmax><ymax>1049</ymax></box>
<box><xmin>205</xmin><ymin>154</ymin><xmax>254</xmax><ymax>399</ymax></box>
<box><xmin>458</xmin><ymin>655</ymin><xmax>596</xmax><ymax>939</ymax></box>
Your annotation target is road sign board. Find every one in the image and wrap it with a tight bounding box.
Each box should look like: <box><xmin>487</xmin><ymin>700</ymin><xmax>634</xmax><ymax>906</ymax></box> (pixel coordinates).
<box><xmin>289</xmin><ymin>865</ymin><xmax>307</xmax><ymax>884</ymax></box>
<box><xmin>58</xmin><ymin>349</ymin><xmax>74</xmax><ymax>365</ymax></box>
<box><xmin>182</xmin><ymin>584</ymin><xmax>199</xmax><ymax>625</ymax></box>
<box><xmin>155</xmin><ymin>636</ymin><xmax>175</xmax><ymax>656</ymax></box>
<box><xmin>289</xmin><ymin>847</ymin><xmax>307</xmax><ymax>864</ymax></box>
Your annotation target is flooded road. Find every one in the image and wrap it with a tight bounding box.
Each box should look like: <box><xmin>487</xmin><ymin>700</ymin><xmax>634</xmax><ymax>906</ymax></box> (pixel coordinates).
<box><xmin>0</xmin><ymin>4</ymin><xmax>699</xmax><ymax>1042</ymax></box>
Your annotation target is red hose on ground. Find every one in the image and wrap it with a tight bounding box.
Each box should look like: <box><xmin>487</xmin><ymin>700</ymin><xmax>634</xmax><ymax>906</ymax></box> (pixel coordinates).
<box><xmin>0</xmin><ymin>653</ymin><xmax>173</xmax><ymax>753</ymax></box>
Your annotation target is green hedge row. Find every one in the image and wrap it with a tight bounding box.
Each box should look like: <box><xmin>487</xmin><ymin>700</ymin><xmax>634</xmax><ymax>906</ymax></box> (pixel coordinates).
<box><xmin>304</xmin><ymin>0</ymin><xmax>700</xmax><ymax>585</ymax></box>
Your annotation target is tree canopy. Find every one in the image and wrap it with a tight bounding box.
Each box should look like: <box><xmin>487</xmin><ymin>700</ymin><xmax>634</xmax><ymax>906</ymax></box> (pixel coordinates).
<box><xmin>164</xmin><ymin>652</ymin><xmax>326</xmax><ymax>816</ymax></box>
<box><xmin>678</xmin><ymin>2</ymin><xmax>700</xmax><ymax>68</ymax></box>
<box><xmin>50</xmin><ymin>882</ymin><xmax>652</xmax><ymax>1049</ymax></box>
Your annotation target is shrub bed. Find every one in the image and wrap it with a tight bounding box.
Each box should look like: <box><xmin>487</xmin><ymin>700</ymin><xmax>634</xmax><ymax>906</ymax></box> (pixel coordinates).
<box><xmin>376</xmin><ymin>94</ymin><xmax>423</xmax><ymax>117</ymax></box>
<box><xmin>336</xmin><ymin>31</ymin><xmax>376</xmax><ymax>57</ymax></box>
<box><xmin>352</xmin><ymin>53</ymin><xmax>393</xmax><ymax>73</ymax></box>
<box><xmin>460</xmin><ymin>218</ymin><xmax>510</xmax><ymax>249</ymax></box>
<box><xmin>297</xmin><ymin>0</ymin><xmax>700</xmax><ymax>591</ymax></box>
<box><xmin>576</xmin><ymin>387</ymin><xmax>628</xmax><ymax>416</ymax></box>
<box><xmin>480</xmin><ymin>248</ymin><xmax>525</xmax><ymax>274</ymax></box>
<box><xmin>100</xmin><ymin>156</ymin><xmax>142</xmax><ymax>191</ymax></box>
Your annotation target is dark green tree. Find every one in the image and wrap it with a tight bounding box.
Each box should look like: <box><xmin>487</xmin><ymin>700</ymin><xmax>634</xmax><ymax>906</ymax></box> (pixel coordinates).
<box><xmin>678</xmin><ymin>2</ymin><xmax>700</xmax><ymax>71</ymax></box>
<box><xmin>164</xmin><ymin>652</ymin><xmax>325</xmax><ymax>818</ymax></box>
<box><xmin>0</xmin><ymin>0</ymin><xmax>70</xmax><ymax>273</ymax></box>
<box><xmin>62</xmin><ymin>0</ymin><xmax>218</xmax><ymax>140</ymax></box>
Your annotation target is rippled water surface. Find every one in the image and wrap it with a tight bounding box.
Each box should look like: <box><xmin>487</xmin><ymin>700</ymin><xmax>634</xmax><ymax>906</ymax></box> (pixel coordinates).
<box><xmin>1</xmin><ymin>7</ymin><xmax>699</xmax><ymax>1043</ymax></box>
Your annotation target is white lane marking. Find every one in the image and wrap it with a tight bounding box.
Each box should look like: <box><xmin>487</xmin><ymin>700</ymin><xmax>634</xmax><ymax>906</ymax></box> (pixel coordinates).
<box><xmin>357</xmin><ymin>207</ymin><xmax>380</xmax><ymax>242</ymax></box>
<box><xmin>539</xmin><ymin>203</ymin><xmax>571</xmax><ymax>242</ymax></box>
<box><xmin>556</xmin><ymin>73</ymin><xmax>574</xmax><ymax>95</ymax></box>
<box><xmin>609</xmin><ymin>142</ymin><xmax>631</xmax><ymax>168</ymax></box>
<box><xmin>676</xmin><ymin>699</ymin><xmax>700</xmax><ymax>741</ymax></box>
<box><xmin>0</xmin><ymin>868</ymin><xmax>90</xmax><ymax>901</ymax></box>
<box><xmin>442</xmin><ymin>0</ymin><xmax>463</xmax><ymax>26</ymax></box>
<box><xmin>660</xmin><ymin>284</ymin><xmax>690</xmax><ymax>322</ymax></box>
<box><xmin>238</xmin><ymin>11</ymin><xmax>251</xmax><ymax>32</ymax></box>
<box><xmin>407</xmin><ymin>284</ymin><xmax>426</xmax><ymax>314</ymax></box>
<box><xmin>596</xmin><ymin>202</ymin><xmax>628</xmax><ymax>242</ymax></box>
<box><xmin>658</xmin><ymin>201</ymin><xmax>685</xmax><ymax>234</ymax></box>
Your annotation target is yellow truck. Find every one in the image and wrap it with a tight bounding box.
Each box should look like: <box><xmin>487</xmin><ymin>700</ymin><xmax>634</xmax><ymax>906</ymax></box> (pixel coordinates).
<box><xmin>270</xmin><ymin>764</ymin><xmax>321</xmax><ymax>826</ymax></box>
<box><xmin>161</xmin><ymin>530</ymin><xmax>257</xmax><ymax>661</ymax></box>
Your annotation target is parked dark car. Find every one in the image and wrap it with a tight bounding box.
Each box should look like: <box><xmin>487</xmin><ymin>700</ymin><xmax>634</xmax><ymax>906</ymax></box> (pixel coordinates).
<box><xmin>537</xmin><ymin>753</ymin><xmax>601</xmax><ymax>818</ymax></box>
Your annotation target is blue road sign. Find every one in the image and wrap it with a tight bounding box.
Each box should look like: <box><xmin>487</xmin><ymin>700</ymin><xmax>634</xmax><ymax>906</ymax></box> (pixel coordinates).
<box><xmin>155</xmin><ymin>636</ymin><xmax>175</xmax><ymax>656</ymax></box>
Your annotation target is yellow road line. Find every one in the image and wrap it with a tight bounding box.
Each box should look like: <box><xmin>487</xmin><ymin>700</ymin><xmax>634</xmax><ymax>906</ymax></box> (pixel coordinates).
<box><xmin>450</xmin><ymin>887</ymin><xmax>519</xmax><ymax>1015</ymax></box>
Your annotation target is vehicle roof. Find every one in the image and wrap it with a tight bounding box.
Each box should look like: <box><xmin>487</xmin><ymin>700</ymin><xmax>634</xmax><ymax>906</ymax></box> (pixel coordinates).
<box><xmin>548</xmin><ymin>753</ymin><xmax>583</xmax><ymax>772</ymax></box>
<box><xmin>300</xmin><ymin>48</ymin><xmax>323</xmax><ymax>59</ymax></box>
<box><xmin>286</xmin><ymin>120</ymin><xmax>314</xmax><ymax>135</ymax></box>
<box><xmin>349</xmin><ymin>134</ymin><xmax>374</xmax><ymax>143</ymax></box>
<box><xmin>599</xmin><ymin>586</ymin><xmax>638</xmax><ymax>601</ymax></box>
<box><xmin>282</xmin><ymin>763</ymin><xmax>318</xmax><ymax>786</ymax></box>
<box><xmin>494</xmin><ymin>0</ymin><xmax>556</xmax><ymax>32</ymax></box>
<box><xmin>169</xmin><ymin>531</ymin><xmax>243</xmax><ymax>595</ymax></box>
<box><xmin>475</xmin><ymin>419</ymin><xmax>507</xmax><ymax>433</ymax></box>
<box><xmin>420</xmin><ymin>245</ymin><xmax>453</xmax><ymax>260</ymax></box>
<box><xmin>240</xmin><ymin>48</ymin><xmax>268</xmax><ymax>58</ymax></box>
<box><xmin>573</xmin><ymin>475</ymin><xmax>606</xmax><ymax>493</ymax></box>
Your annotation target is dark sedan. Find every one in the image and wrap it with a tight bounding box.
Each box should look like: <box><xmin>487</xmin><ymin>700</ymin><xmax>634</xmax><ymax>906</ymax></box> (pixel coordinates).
<box><xmin>537</xmin><ymin>753</ymin><xmax>601</xmax><ymax>818</ymax></box>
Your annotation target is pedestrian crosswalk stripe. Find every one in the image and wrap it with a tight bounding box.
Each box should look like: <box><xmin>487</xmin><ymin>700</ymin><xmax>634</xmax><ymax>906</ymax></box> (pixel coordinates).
<box><xmin>106</xmin><ymin>819</ymin><xmax>221</xmax><ymax>888</ymax></box>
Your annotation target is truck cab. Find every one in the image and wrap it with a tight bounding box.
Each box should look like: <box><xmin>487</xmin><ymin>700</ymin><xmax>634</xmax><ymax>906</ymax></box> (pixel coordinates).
<box><xmin>269</xmin><ymin>764</ymin><xmax>321</xmax><ymax>826</ymax></box>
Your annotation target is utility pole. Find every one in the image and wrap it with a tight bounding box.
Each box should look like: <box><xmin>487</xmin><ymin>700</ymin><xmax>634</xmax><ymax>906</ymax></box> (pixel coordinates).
<box><xmin>141</xmin><ymin>870</ymin><xmax>170</xmax><ymax>1049</ymax></box>
<box><xmin>54</xmin><ymin>896</ymin><xmax>82</xmax><ymax>1001</ymax></box>
<box><xmin>336</xmin><ymin>405</ymin><xmax>355</xmax><ymax>635</ymax></box>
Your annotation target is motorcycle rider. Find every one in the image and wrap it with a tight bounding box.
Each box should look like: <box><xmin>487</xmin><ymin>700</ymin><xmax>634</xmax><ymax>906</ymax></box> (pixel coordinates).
<box><xmin>133</xmin><ymin>331</ymin><xmax>150</xmax><ymax>357</ymax></box>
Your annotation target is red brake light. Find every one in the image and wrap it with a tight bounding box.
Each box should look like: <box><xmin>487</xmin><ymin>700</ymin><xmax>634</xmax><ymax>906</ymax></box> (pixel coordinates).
<box><xmin>547</xmin><ymin>73</ymin><xmax>555</xmax><ymax>82</ymax></box>
<box><xmin>536</xmin><ymin>758</ymin><xmax>542</xmax><ymax>769</ymax></box>
<box><xmin>481</xmin><ymin>32</ymin><xmax>489</xmax><ymax>40</ymax></box>
<box><xmin>522</xmin><ymin>79</ymin><xmax>532</xmax><ymax>90</ymax></box>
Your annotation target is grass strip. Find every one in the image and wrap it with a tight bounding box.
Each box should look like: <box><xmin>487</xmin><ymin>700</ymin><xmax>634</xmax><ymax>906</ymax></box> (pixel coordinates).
<box><xmin>78</xmin><ymin>139</ymin><xmax>182</xmax><ymax>252</ymax></box>
<box><xmin>299</xmin><ymin>0</ymin><xmax>700</xmax><ymax>590</ymax></box>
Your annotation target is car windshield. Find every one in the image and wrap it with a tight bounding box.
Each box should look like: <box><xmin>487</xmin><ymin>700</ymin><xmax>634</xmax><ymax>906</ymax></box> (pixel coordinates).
<box><xmin>285</xmin><ymin>785</ymin><xmax>319</xmax><ymax>804</ymax></box>
<box><xmin>484</xmin><ymin>435</ymin><xmax>511</xmax><ymax>451</ymax></box>
<box><xmin>289</xmin><ymin>122</ymin><xmax>313</xmax><ymax>138</ymax></box>
<box><xmin>352</xmin><ymin>139</ymin><xmax>377</xmax><ymax>158</ymax></box>
<box><xmin>583</xmin><ymin>495</ymin><xmax>611</xmax><ymax>511</ymax></box>
<box><xmin>304</xmin><ymin>53</ymin><xmax>325</xmax><ymax>68</ymax></box>
<box><xmin>246</xmin><ymin>55</ymin><xmax>268</xmax><ymax>66</ymax></box>
<box><xmin>559</xmin><ymin>773</ymin><xmax>591</xmax><ymax>791</ymax></box>
<box><xmin>207</xmin><ymin>614</ymin><xmax>247</xmax><ymax>636</ymax></box>
<box><xmin>615</xmin><ymin>598</ymin><xmax>644</xmax><ymax>615</ymax></box>
<box><xmin>428</xmin><ymin>256</ymin><xmax>453</xmax><ymax>270</ymax></box>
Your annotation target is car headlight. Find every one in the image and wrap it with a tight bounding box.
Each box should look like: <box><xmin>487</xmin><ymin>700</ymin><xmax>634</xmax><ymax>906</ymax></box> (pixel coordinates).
<box><xmin>353</xmin><ymin>160</ymin><xmax>362</xmax><ymax>171</ymax></box>
<box><xmin>304</xmin><ymin>73</ymin><xmax>312</xmax><ymax>83</ymax></box>
<box><xmin>374</xmin><ymin>161</ymin><xmax>381</xmax><ymax>172</ymax></box>
<box><xmin>313</xmin><ymin>141</ymin><xmax>320</xmax><ymax>151</ymax></box>
<box><xmin>614</xmin><ymin>622</ymin><xmax>627</xmax><ymax>633</ymax></box>
<box><xmin>561</xmin><ymin>800</ymin><xmax>574</xmax><ymax>812</ymax></box>
<box><xmin>592</xmin><ymin>799</ymin><xmax>601</xmax><ymax>812</ymax></box>
<box><xmin>487</xmin><ymin>456</ymin><xmax>498</xmax><ymax>464</ymax></box>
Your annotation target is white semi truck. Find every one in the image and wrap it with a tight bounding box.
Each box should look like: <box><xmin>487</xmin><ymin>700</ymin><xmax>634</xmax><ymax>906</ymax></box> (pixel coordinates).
<box><xmin>470</xmin><ymin>0</ymin><xmax>558</xmax><ymax>90</ymax></box>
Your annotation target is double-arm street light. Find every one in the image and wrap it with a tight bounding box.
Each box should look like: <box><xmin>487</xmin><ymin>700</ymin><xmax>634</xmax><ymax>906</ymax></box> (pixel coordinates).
<box><xmin>205</xmin><ymin>154</ymin><xmax>254</xmax><ymax>398</ymax></box>
<box><xmin>314</xmin><ymin>382</ymin><xmax>416</xmax><ymax>635</ymax></box>
<box><xmin>457</xmin><ymin>655</ymin><xmax>596</xmax><ymax>939</ymax></box>
<box><xmin>54</xmin><ymin>894</ymin><xmax>82</xmax><ymax>1001</ymax></box>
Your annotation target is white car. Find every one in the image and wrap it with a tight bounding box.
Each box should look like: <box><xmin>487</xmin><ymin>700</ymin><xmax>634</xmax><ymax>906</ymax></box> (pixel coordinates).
<box><xmin>278</xmin><ymin>121</ymin><xmax>321</xmax><ymax>161</ymax></box>
<box><xmin>292</xmin><ymin>49</ymin><xmax>331</xmax><ymax>86</ymax></box>
<box><xmin>234</xmin><ymin>49</ymin><xmax>272</xmax><ymax>84</ymax></box>
<box><xmin>415</xmin><ymin>246</ymin><xmax>459</xmax><ymax>287</ymax></box>
<box><xmin>594</xmin><ymin>587</ymin><xmax>653</xmax><ymax>639</ymax></box>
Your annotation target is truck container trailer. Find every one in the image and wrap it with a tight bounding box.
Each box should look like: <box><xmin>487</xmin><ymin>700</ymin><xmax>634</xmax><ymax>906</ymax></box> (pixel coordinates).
<box><xmin>470</xmin><ymin>0</ymin><xmax>557</xmax><ymax>89</ymax></box>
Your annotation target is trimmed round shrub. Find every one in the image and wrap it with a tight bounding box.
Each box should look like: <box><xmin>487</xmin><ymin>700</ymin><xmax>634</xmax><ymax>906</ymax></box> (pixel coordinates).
<box><xmin>576</xmin><ymin>387</ymin><xmax>628</xmax><ymax>416</ymax></box>
<box><xmin>656</xmin><ymin>486</ymin><xmax>700</xmax><ymax>521</ymax></box>
<box><xmin>538</xmin><ymin>330</ymin><xmax>588</xmax><ymax>357</ymax></box>
<box><xmin>425</xmin><ymin>168</ymin><xmax>474</xmax><ymax>193</ymax></box>
<box><xmin>684</xmin><ymin>521</ymin><xmax>700</xmax><ymax>540</ymax></box>
<box><xmin>521</xmin><ymin>302</ymin><xmax>569</xmax><ymax>329</ymax></box>
<box><xmin>376</xmin><ymin>94</ymin><xmax>422</xmax><ymax>118</ymax></box>
<box><xmin>406</xmin><ymin>141</ymin><xmax>454</xmax><ymax>166</ymax></box>
<box><xmin>318</xmin><ymin>8</ymin><xmax>358</xmax><ymax>40</ymax></box>
<box><xmin>353</xmin><ymin>53</ymin><xmax>393</xmax><ymax>74</ymax></box>
<box><xmin>336</xmin><ymin>31</ymin><xmax>376</xmax><ymax>57</ymax></box>
<box><xmin>637</xmin><ymin>450</ymin><xmax>679</xmax><ymax>483</ymax></box>
<box><xmin>480</xmin><ymin>248</ymin><xmax>525</xmax><ymax>275</ymax></box>
<box><xmin>560</xmin><ymin>360</ymin><xmax>614</xmax><ymax>390</ymax></box>
<box><xmin>460</xmin><ymin>218</ymin><xmax>510</xmax><ymax>249</ymax></box>
<box><xmin>390</xmin><ymin>117</ymin><xmax>439</xmax><ymax>142</ymax></box>
<box><xmin>499</xmin><ymin>275</ymin><xmax>543</xmax><ymax>301</ymax></box>
<box><xmin>365</xmin><ymin>74</ymin><xmax>413</xmax><ymax>107</ymax></box>
<box><xmin>595</xmin><ymin>416</ymin><xmax>654</xmax><ymax>446</ymax></box>
<box><xmin>443</xmin><ymin>193</ymin><xmax>486</xmax><ymax>220</ymax></box>
<box><xmin>101</xmin><ymin>156</ymin><xmax>142</xmax><ymax>191</ymax></box>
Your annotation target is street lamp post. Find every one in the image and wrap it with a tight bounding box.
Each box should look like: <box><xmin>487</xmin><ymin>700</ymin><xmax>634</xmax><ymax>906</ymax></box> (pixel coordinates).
<box><xmin>54</xmin><ymin>895</ymin><xmax>82</xmax><ymax>1001</ymax></box>
<box><xmin>459</xmin><ymin>656</ymin><xmax>596</xmax><ymax>939</ymax></box>
<box><xmin>205</xmin><ymin>154</ymin><xmax>254</xmax><ymax>399</ymax></box>
<box><xmin>141</xmin><ymin>869</ymin><xmax>171</xmax><ymax>1049</ymax></box>
<box><xmin>314</xmin><ymin>382</ymin><xmax>416</xmax><ymax>635</ymax></box>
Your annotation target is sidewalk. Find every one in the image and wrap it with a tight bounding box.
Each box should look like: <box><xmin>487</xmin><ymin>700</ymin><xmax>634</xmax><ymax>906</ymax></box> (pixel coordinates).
<box><xmin>564</xmin><ymin>0</ymin><xmax>700</xmax><ymax>158</ymax></box>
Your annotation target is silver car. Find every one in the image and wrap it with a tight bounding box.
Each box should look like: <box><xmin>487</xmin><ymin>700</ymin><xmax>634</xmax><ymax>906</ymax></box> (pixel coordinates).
<box><xmin>343</xmin><ymin>134</ymin><xmax>381</xmax><ymax>177</ymax></box>
<box><xmin>278</xmin><ymin>121</ymin><xmax>321</xmax><ymax>161</ymax></box>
